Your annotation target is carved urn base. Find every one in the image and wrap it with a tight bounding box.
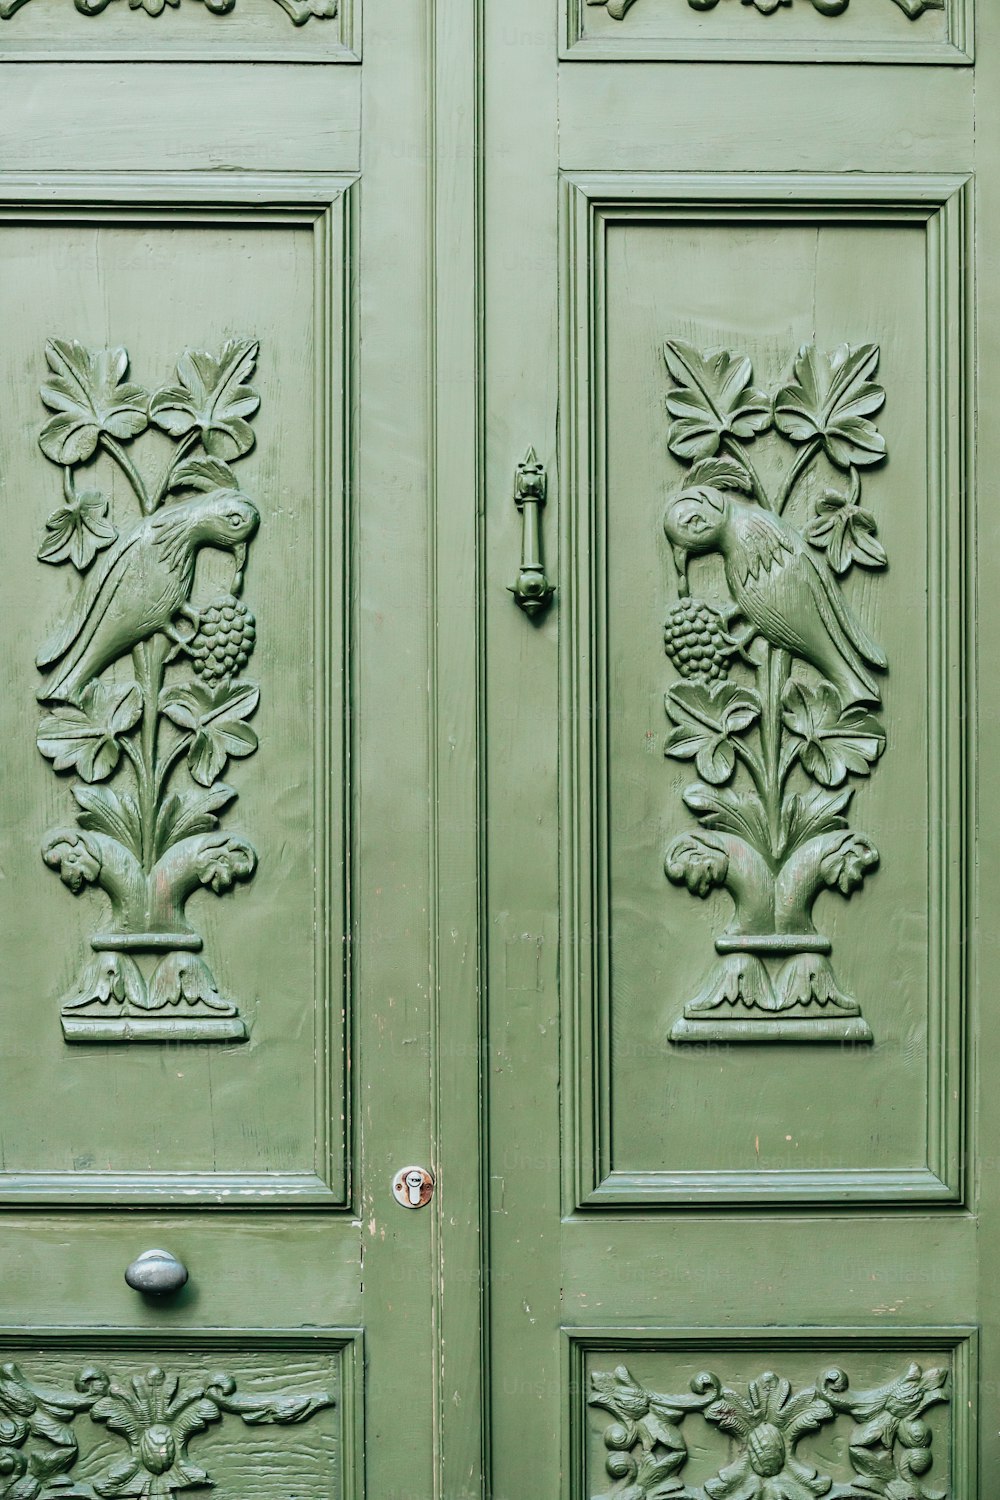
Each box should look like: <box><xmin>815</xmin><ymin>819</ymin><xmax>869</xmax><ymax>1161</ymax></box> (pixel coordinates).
<box><xmin>59</xmin><ymin>943</ymin><xmax>249</xmax><ymax>1044</ymax></box>
<box><xmin>669</xmin><ymin>938</ymin><xmax>873</xmax><ymax>1045</ymax></box>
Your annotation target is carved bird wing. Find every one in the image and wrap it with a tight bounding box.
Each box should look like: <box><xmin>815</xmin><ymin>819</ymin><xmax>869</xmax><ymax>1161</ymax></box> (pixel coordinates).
<box><xmin>732</xmin><ymin>508</ymin><xmax>794</xmax><ymax>584</ymax></box>
<box><xmin>804</xmin><ymin>549</ymin><xmax>887</xmax><ymax>670</ymax></box>
<box><xmin>36</xmin><ymin>525</ymin><xmax>143</xmax><ymax>670</ymax></box>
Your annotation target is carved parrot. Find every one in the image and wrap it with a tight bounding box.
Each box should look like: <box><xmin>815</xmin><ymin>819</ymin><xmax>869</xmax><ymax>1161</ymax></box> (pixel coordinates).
<box><xmin>37</xmin><ymin>490</ymin><xmax>259</xmax><ymax>704</ymax></box>
<box><xmin>663</xmin><ymin>484</ymin><xmax>886</xmax><ymax>706</ymax></box>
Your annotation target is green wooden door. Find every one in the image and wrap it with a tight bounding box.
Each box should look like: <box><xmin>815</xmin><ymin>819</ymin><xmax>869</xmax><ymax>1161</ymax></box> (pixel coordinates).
<box><xmin>0</xmin><ymin>3</ymin><xmax>474</xmax><ymax>1498</ymax></box>
<box><xmin>484</xmin><ymin>1</ymin><xmax>992</xmax><ymax>1497</ymax></box>
<box><xmin>0</xmin><ymin>0</ymin><xmax>994</xmax><ymax>1497</ymax></box>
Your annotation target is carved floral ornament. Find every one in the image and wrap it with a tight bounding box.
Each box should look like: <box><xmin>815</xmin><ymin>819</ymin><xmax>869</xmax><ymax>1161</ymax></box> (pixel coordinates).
<box><xmin>0</xmin><ymin>1360</ymin><xmax>333</xmax><ymax>1500</ymax></box>
<box><xmin>590</xmin><ymin>1362</ymin><xmax>950</xmax><ymax>1500</ymax></box>
<box><xmin>0</xmin><ymin>0</ymin><xmax>333</xmax><ymax>24</ymax></box>
<box><xmin>588</xmin><ymin>0</ymin><xmax>941</xmax><ymax>18</ymax></box>
<box><xmin>659</xmin><ymin>340</ymin><xmax>889</xmax><ymax>1042</ymax></box>
<box><xmin>35</xmin><ymin>338</ymin><xmax>266</xmax><ymax>1043</ymax></box>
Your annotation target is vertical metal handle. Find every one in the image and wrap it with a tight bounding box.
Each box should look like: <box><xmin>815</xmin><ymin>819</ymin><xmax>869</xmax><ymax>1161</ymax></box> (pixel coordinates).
<box><xmin>509</xmin><ymin>448</ymin><xmax>555</xmax><ymax>618</ymax></box>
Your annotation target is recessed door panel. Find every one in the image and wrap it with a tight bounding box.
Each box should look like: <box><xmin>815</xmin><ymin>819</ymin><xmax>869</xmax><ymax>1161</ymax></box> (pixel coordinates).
<box><xmin>561</xmin><ymin>174</ymin><xmax>970</xmax><ymax>1207</ymax></box>
<box><xmin>0</xmin><ymin>181</ymin><xmax>352</xmax><ymax>1203</ymax></box>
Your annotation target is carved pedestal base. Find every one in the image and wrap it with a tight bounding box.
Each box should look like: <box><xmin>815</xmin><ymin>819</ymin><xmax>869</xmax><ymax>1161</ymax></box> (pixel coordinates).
<box><xmin>669</xmin><ymin>942</ymin><xmax>873</xmax><ymax>1045</ymax></box>
<box><xmin>62</xmin><ymin>1013</ymin><xmax>248</xmax><ymax>1043</ymax></box>
<box><xmin>59</xmin><ymin>944</ymin><xmax>249</xmax><ymax>1044</ymax></box>
<box><xmin>671</xmin><ymin>1014</ymin><xmax>873</xmax><ymax>1044</ymax></box>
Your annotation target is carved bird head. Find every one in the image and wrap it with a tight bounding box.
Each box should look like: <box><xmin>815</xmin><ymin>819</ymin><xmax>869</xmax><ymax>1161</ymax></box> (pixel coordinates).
<box><xmin>663</xmin><ymin>485</ymin><xmax>730</xmax><ymax>590</ymax></box>
<box><xmin>663</xmin><ymin>485</ymin><xmax>729</xmax><ymax>556</ymax></box>
<box><xmin>153</xmin><ymin>490</ymin><xmax>260</xmax><ymax>591</ymax></box>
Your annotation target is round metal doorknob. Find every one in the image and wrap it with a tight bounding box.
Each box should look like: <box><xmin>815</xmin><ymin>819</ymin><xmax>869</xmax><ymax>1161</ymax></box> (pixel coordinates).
<box><xmin>124</xmin><ymin>1249</ymin><xmax>189</xmax><ymax>1294</ymax></box>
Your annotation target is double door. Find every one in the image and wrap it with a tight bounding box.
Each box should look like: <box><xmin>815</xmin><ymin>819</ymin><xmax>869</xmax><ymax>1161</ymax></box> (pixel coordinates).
<box><xmin>0</xmin><ymin>0</ymin><xmax>994</xmax><ymax>1495</ymax></box>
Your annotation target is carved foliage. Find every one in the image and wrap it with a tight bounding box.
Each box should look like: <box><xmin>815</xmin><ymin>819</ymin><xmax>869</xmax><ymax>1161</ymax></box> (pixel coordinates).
<box><xmin>587</xmin><ymin>0</ymin><xmax>943</xmax><ymax>18</ymax></box>
<box><xmin>0</xmin><ymin>1362</ymin><xmax>333</xmax><ymax>1500</ymax></box>
<box><xmin>35</xmin><ymin>339</ymin><xmax>265</xmax><ymax>1042</ymax></box>
<box><xmin>660</xmin><ymin>341</ymin><xmax>889</xmax><ymax>1040</ymax></box>
<box><xmin>590</xmin><ymin>1362</ymin><xmax>950</xmax><ymax>1500</ymax></box>
<box><xmin>0</xmin><ymin>0</ymin><xmax>335</xmax><ymax>25</ymax></box>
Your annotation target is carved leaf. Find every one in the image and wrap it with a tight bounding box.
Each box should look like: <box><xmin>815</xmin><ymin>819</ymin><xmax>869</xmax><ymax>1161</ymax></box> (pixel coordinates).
<box><xmin>685</xmin><ymin>456</ymin><xmax>754</xmax><ymax>494</ymax></box>
<box><xmin>38</xmin><ymin>489</ymin><xmax>117</xmax><ymax>571</ymax></box>
<box><xmin>72</xmin><ymin>784</ymin><xmax>143</xmax><ymax>862</ymax></box>
<box><xmin>589</xmin><ymin>1367</ymin><xmax>651</xmax><ymax>1421</ymax></box>
<box><xmin>271</xmin><ymin>0</ymin><xmax>338</xmax><ymax>20</ymax></box>
<box><xmin>153</xmin><ymin>783</ymin><xmax>237</xmax><ymax>861</ymax></box>
<box><xmin>891</xmin><ymin>0</ymin><xmax>944</xmax><ymax>13</ymax></box>
<box><xmin>806</xmin><ymin>485</ymin><xmax>887</xmax><ymax>575</ymax></box>
<box><xmin>160</xmin><ymin>681</ymin><xmax>259</xmax><ymax>788</ymax></box>
<box><xmin>781</xmin><ymin>680</ymin><xmax>885</xmax><ymax>787</ymax></box>
<box><xmin>169</xmin><ymin>455</ymin><xmax>240</xmax><ymax>494</ymax></box>
<box><xmin>665</xmin><ymin>681</ymin><xmax>761</xmax><ymax>785</ymax></box>
<box><xmin>773</xmin><ymin>343</ymin><xmax>886</xmax><ymax>470</ymax></box>
<box><xmin>149</xmin><ymin>339</ymin><xmax>260</xmax><ymax>460</ymax></box>
<box><xmin>62</xmin><ymin>953</ymin><xmax>145</xmax><ymax>1011</ymax></box>
<box><xmin>208</xmin><ymin>1382</ymin><xmax>335</xmax><ymax>1425</ymax></box>
<box><xmin>39</xmin><ymin>342</ymin><xmax>148</xmax><ymax>466</ymax></box>
<box><xmin>663</xmin><ymin>340</ymin><xmax>771</xmax><ymax>461</ymax></box>
<box><xmin>37</xmin><ymin>683</ymin><xmax>142</xmax><ymax>783</ymax></box>
<box><xmin>683</xmin><ymin>782</ymin><xmax>773</xmax><ymax>861</ymax></box>
<box><xmin>779</xmin><ymin>785</ymin><xmax>853</xmax><ymax>860</ymax></box>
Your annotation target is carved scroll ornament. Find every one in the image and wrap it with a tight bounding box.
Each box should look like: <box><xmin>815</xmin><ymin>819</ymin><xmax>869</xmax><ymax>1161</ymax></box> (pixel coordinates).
<box><xmin>590</xmin><ymin>1362</ymin><xmax>950</xmax><ymax>1500</ymax></box>
<box><xmin>35</xmin><ymin>338</ymin><xmax>264</xmax><ymax>1043</ymax></box>
<box><xmin>660</xmin><ymin>340</ymin><xmax>889</xmax><ymax>1042</ymax></box>
<box><xmin>588</xmin><ymin>0</ymin><xmax>942</xmax><ymax>19</ymax></box>
<box><xmin>0</xmin><ymin>1361</ymin><xmax>333</xmax><ymax>1499</ymax></box>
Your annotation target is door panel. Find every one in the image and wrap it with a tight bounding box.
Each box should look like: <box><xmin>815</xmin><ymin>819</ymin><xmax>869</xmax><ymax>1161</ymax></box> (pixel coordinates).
<box><xmin>561</xmin><ymin>171</ymin><xmax>970</xmax><ymax>1206</ymax></box>
<box><xmin>0</xmin><ymin>176</ymin><xmax>352</xmax><ymax>1203</ymax></box>
<box><xmin>0</xmin><ymin>1331</ymin><xmax>359</xmax><ymax>1500</ymax></box>
<box><xmin>572</xmin><ymin>1330</ymin><xmax>977</xmax><ymax>1500</ymax></box>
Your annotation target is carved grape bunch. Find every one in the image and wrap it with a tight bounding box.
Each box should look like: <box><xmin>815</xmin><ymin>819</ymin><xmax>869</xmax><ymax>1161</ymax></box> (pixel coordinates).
<box><xmin>190</xmin><ymin>595</ymin><xmax>257</xmax><ymax>684</ymax></box>
<box><xmin>663</xmin><ymin>598</ymin><xmax>735</xmax><ymax>682</ymax></box>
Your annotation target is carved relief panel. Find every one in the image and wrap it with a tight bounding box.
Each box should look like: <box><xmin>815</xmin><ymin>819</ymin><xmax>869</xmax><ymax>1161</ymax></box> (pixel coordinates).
<box><xmin>571</xmin><ymin>1332</ymin><xmax>974</xmax><ymax>1500</ymax></box>
<box><xmin>36</xmin><ymin>337</ymin><xmax>263</xmax><ymax>1043</ymax></box>
<box><xmin>659</xmin><ymin>339</ymin><xmax>888</xmax><ymax>1044</ymax></box>
<box><xmin>563</xmin><ymin>0</ymin><xmax>971</xmax><ymax>63</ymax></box>
<box><xmin>561</xmin><ymin>174</ymin><xmax>970</xmax><ymax>1206</ymax></box>
<box><xmin>0</xmin><ymin>177</ymin><xmax>353</xmax><ymax>1204</ymax></box>
<box><xmin>0</xmin><ymin>0</ymin><xmax>356</xmax><ymax>62</ymax></box>
<box><xmin>0</xmin><ymin>1334</ymin><xmax>353</xmax><ymax>1500</ymax></box>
